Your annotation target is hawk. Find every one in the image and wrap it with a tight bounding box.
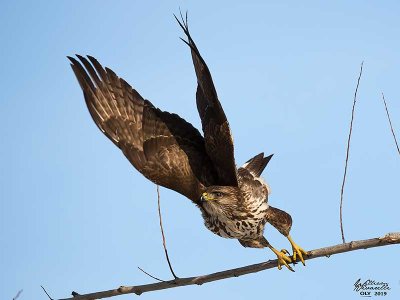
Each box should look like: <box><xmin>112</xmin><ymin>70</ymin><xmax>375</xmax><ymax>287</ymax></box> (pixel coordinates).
<box><xmin>68</xmin><ymin>15</ymin><xmax>306</xmax><ymax>271</ymax></box>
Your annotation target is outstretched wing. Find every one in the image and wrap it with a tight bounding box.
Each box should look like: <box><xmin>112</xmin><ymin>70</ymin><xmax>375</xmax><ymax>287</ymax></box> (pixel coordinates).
<box><xmin>175</xmin><ymin>13</ymin><xmax>238</xmax><ymax>187</ymax></box>
<box><xmin>68</xmin><ymin>55</ymin><xmax>218</xmax><ymax>203</ymax></box>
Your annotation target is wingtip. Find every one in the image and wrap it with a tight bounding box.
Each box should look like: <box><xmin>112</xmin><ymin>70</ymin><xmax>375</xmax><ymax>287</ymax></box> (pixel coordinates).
<box><xmin>67</xmin><ymin>55</ymin><xmax>79</xmax><ymax>64</ymax></box>
<box><xmin>264</xmin><ymin>154</ymin><xmax>274</xmax><ymax>165</ymax></box>
<box><xmin>86</xmin><ymin>55</ymin><xmax>101</xmax><ymax>67</ymax></box>
<box><xmin>179</xmin><ymin>36</ymin><xmax>190</xmax><ymax>47</ymax></box>
<box><xmin>86</xmin><ymin>54</ymin><xmax>96</xmax><ymax>61</ymax></box>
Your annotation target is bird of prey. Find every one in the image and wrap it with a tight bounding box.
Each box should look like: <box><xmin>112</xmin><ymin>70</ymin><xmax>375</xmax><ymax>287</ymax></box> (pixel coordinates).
<box><xmin>68</xmin><ymin>14</ymin><xmax>306</xmax><ymax>271</ymax></box>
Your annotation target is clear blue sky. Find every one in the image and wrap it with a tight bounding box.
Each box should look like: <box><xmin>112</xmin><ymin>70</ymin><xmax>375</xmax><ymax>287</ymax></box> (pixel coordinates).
<box><xmin>1</xmin><ymin>1</ymin><xmax>399</xmax><ymax>299</ymax></box>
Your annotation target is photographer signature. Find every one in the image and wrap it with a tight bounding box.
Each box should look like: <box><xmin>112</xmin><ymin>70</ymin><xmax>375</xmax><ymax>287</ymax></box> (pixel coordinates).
<box><xmin>354</xmin><ymin>278</ymin><xmax>390</xmax><ymax>297</ymax></box>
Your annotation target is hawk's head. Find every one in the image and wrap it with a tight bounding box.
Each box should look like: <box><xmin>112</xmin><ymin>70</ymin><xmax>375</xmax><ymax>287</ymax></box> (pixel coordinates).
<box><xmin>200</xmin><ymin>185</ymin><xmax>242</xmax><ymax>217</ymax></box>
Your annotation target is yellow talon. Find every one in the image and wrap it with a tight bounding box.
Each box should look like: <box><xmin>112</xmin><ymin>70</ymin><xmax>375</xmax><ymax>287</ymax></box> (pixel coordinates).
<box><xmin>287</xmin><ymin>235</ymin><xmax>307</xmax><ymax>266</ymax></box>
<box><xmin>269</xmin><ymin>246</ymin><xmax>294</xmax><ymax>272</ymax></box>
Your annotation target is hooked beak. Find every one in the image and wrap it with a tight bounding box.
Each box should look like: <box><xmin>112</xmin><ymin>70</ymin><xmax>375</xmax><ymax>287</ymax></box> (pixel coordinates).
<box><xmin>200</xmin><ymin>192</ymin><xmax>212</xmax><ymax>202</ymax></box>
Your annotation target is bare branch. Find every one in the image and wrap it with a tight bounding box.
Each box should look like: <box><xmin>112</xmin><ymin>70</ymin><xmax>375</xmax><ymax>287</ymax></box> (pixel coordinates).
<box><xmin>340</xmin><ymin>61</ymin><xmax>364</xmax><ymax>243</ymax></box>
<box><xmin>134</xmin><ymin>186</ymin><xmax>178</xmax><ymax>284</ymax></box>
<box><xmin>12</xmin><ymin>289</ymin><xmax>23</xmax><ymax>300</ymax></box>
<box><xmin>137</xmin><ymin>267</ymin><xmax>167</xmax><ymax>283</ymax></box>
<box><xmin>41</xmin><ymin>286</ymin><xmax>54</xmax><ymax>300</ymax></box>
<box><xmin>59</xmin><ymin>232</ymin><xmax>400</xmax><ymax>300</ymax></box>
<box><xmin>381</xmin><ymin>93</ymin><xmax>400</xmax><ymax>156</ymax></box>
<box><xmin>157</xmin><ymin>185</ymin><xmax>178</xmax><ymax>279</ymax></box>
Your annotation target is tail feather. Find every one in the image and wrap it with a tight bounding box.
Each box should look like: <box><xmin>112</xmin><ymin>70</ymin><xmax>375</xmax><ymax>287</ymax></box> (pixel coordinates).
<box><xmin>243</xmin><ymin>153</ymin><xmax>273</xmax><ymax>177</ymax></box>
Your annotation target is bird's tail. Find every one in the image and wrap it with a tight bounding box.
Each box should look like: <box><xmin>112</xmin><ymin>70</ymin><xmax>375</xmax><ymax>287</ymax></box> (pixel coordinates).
<box><xmin>242</xmin><ymin>153</ymin><xmax>273</xmax><ymax>177</ymax></box>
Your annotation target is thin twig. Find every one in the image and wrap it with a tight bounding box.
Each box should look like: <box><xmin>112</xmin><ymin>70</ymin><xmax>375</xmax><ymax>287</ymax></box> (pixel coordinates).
<box><xmin>41</xmin><ymin>286</ymin><xmax>54</xmax><ymax>300</ymax></box>
<box><xmin>157</xmin><ymin>185</ymin><xmax>178</xmax><ymax>279</ymax></box>
<box><xmin>137</xmin><ymin>267</ymin><xmax>167</xmax><ymax>283</ymax></box>
<box><xmin>58</xmin><ymin>232</ymin><xmax>400</xmax><ymax>300</ymax></box>
<box><xmin>340</xmin><ymin>61</ymin><xmax>364</xmax><ymax>243</ymax></box>
<box><xmin>12</xmin><ymin>289</ymin><xmax>23</xmax><ymax>300</ymax></box>
<box><xmin>381</xmin><ymin>93</ymin><xmax>400</xmax><ymax>156</ymax></box>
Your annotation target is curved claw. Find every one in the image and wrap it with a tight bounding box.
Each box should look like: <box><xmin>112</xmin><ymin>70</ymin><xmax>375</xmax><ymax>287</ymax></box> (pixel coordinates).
<box><xmin>293</xmin><ymin>245</ymin><xmax>307</xmax><ymax>265</ymax></box>
<box><xmin>281</xmin><ymin>248</ymin><xmax>290</xmax><ymax>255</ymax></box>
<box><xmin>288</xmin><ymin>235</ymin><xmax>307</xmax><ymax>266</ymax></box>
<box><xmin>272</xmin><ymin>248</ymin><xmax>294</xmax><ymax>272</ymax></box>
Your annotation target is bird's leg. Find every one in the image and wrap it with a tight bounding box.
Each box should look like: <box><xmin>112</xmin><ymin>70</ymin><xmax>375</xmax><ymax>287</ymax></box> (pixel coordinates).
<box><xmin>257</xmin><ymin>237</ymin><xmax>293</xmax><ymax>272</ymax></box>
<box><xmin>240</xmin><ymin>237</ymin><xmax>294</xmax><ymax>271</ymax></box>
<box><xmin>287</xmin><ymin>235</ymin><xmax>307</xmax><ymax>266</ymax></box>
<box><xmin>265</xmin><ymin>206</ymin><xmax>307</xmax><ymax>268</ymax></box>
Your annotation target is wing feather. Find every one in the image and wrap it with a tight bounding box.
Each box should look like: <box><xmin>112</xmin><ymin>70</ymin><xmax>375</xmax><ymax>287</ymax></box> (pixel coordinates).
<box><xmin>175</xmin><ymin>13</ymin><xmax>238</xmax><ymax>186</ymax></box>
<box><xmin>69</xmin><ymin>55</ymin><xmax>218</xmax><ymax>203</ymax></box>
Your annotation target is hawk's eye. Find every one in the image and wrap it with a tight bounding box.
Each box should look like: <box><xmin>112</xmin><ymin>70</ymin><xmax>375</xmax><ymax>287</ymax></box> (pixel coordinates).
<box><xmin>214</xmin><ymin>192</ymin><xmax>222</xmax><ymax>197</ymax></box>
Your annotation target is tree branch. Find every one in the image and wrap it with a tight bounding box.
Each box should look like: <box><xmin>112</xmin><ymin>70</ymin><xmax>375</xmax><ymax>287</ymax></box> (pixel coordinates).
<box><xmin>156</xmin><ymin>185</ymin><xmax>178</xmax><ymax>278</ymax></box>
<box><xmin>340</xmin><ymin>61</ymin><xmax>364</xmax><ymax>243</ymax></box>
<box><xmin>13</xmin><ymin>289</ymin><xmax>23</xmax><ymax>300</ymax></box>
<box><xmin>59</xmin><ymin>232</ymin><xmax>400</xmax><ymax>300</ymax></box>
<box><xmin>381</xmin><ymin>92</ymin><xmax>400</xmax><ymax>156</ymax></box>
<box><xmin>135</xmin><ymin>186</ymin><xmax>178</xmax><ymax>283</ymax></box>
<box><xmin>41</xmin><ymin>286</ymin><xmax>54</xmax><ymax>300</ymax></box>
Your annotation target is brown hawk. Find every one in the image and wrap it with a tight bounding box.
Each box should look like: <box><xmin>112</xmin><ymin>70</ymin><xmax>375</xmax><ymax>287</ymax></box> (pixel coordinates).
<box><xmin>68</xmin><ymin>14</ymin><xmax>306</xmax><ymax>271</ymax></box>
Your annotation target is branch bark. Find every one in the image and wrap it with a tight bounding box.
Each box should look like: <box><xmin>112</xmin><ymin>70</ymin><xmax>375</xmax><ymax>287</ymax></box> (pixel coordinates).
<box><xmin>59</xmin><ymin>232</ymin><xmax>400</xmax><ymax>300</ymax></box>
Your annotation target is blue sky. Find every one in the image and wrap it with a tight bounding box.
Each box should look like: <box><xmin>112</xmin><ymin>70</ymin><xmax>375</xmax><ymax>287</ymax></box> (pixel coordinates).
<box><xmin>1</xmin><ymin>1</ymin><xmax>399</xmax><ymax>299</ymax></box>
